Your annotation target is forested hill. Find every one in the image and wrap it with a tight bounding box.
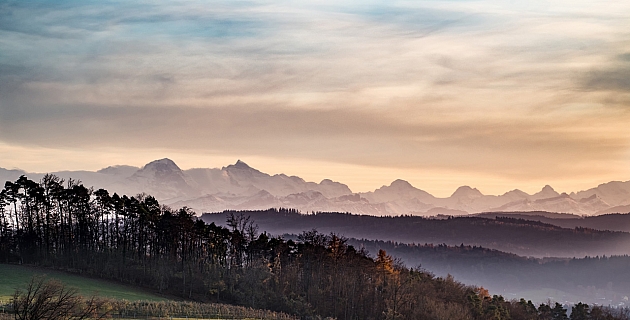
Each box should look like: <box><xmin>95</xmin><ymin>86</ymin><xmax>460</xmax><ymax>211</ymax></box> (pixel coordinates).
<box><xmin>9</xmin><ymin>174</ymin><xmax>626</xmax><ymax>319</ymax></box>
<box><xmin>341</xmin><ymin>238</ymin><xmax>630</xmax><ymax>306</ymax></box>
<box><xmin>202</xmin><ymin>209</ymin><xmax>630</xmax><ymax>257</ymax></box>
<box><xmin>475</xmin><ymin>211</ymin><xmax>630</xmax><ymax>233</ymax></box>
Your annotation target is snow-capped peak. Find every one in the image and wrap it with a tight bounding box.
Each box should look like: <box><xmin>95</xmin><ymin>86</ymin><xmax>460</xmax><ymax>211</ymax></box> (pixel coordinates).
<box><xmin>389</xmin><ymin>179</ymin><xmax>414</xmax><ymax>189</ymax></box>
<box><xmin>141</xmin><ymin>158</ymin><xmax>181</xmax><ymax>172</ymax></box>
<box><xmin>451</xmin><ymin>186</ymin><xmax>483</xmax><ymax>199</ymax></box>
<box><xmin>223</xmin><ymin>160</ymin><xmax>260</xmax><ymax>172</ymax></box>
<box><xmin>233</xmin><ymin>160</ymin><xmax>251</xmax><ymax>169</ymax></box>
<box><xmin>97</xmin><ymin>165</ymin><xmax>140</xmax><ymax>178</ymax></box>
<box><xmin>532</xmin><ymin>185</ymin><xmax>559</xmax><ymax>200</ymax></box>
<box><xmin>223</xmin><ymin>160</ymin><xmax>267</xmax><ymax>179</ymax></box>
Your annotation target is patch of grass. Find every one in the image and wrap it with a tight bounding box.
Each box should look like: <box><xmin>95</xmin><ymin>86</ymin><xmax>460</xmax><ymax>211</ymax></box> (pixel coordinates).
<box><xmin>0</xmin><ymin>264</ymin><xmax>164</xmax><ymax>301</ymax></box>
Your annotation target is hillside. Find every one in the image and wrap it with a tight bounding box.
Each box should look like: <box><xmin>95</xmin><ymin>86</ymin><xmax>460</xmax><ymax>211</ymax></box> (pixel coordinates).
<box><xmin>0</xmin><ymin>266</ymin><xmax>297</xmax><ymax>320</ymax></box>
<box><xmin>0</xmin><ymin>264</ymin><xmax>163</xmax><ymax>301</ymax></box>
<box><xmin>476</xmin><ymin>211</ymin><xmax>630</xmax><ymax>233</ymax></box>
<box><xmin>338</xmin><ymin>238</ymin><xmax>630</xmax><ymax>306</ymax></box>
<box><xmin>202</xmin><ymin>209</ymin><xmax>630</xmax><ymax>257</ymax></box>
<box><xmin>0</xmin><ymin>177</ymin><xmax>497</xmax><ymax>319</ymax></box>
<box><xmin>1</xmin><ymin>174</ymin><xmax>627</xmax><ymax>319</ymax></box>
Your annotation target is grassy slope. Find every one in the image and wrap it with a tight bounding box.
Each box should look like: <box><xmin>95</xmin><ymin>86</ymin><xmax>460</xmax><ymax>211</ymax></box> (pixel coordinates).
<box><xmin>0</xmin><ymin>264</ymin><xmax>164</xmax><ymax>301</ymax></box>
<box><xmin>0</xmin><ymin>265</ymin><xmax>298</xmax><ymax>319</ymax></box>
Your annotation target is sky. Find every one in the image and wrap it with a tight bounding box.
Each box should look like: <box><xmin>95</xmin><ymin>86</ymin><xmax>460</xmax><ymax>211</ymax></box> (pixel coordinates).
<box><xmin>1</xmin><ymin>0</ymin><xmax>629</xmax><ymax>197</ymax></box>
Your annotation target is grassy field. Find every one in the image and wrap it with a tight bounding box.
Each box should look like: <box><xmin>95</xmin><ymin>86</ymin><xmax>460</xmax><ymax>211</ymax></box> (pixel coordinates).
<box><xmin>0</xmin><ymin>264</ymin><xmax>164</xmax><ymax>301</ymax></box>
<box><xmin>0</xmin><ymin>265</ymin><xmax>296</xmax><ymax>320</ymax></box>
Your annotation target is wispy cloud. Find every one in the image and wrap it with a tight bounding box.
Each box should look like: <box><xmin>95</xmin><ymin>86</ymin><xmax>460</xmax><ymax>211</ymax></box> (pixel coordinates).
<box><xmin>1</xmin><ymin>0</ymin><xmax>629</xmax><ymax>195</ymax></box>
<box><xmin>582</xmin><ymin>53</ymin><xmax>630</xmax><ymax>92</ymax></box>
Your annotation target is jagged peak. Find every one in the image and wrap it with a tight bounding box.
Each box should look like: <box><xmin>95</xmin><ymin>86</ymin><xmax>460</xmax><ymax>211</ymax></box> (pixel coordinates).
<box><xmin>503</xmin><ymin>189</ymin><xmax>527</xmax><ymax>195</ymax></box>
<box><xmin>235</xmin><ymin>159</ymin><xmax>250</xmax><ymax>168</ymax></box>
<box><xmin>451</xmin><ymin>185</ymin><xmax>483</xmax><ymax>198</ymax></box>
<box><xmin>224</xmin><ymin>159</ymin><xmax>254</xmax><ymax>170</ymax></box>
<box><xmin>390</xmin><ymin>179</ymin><xmax>414</xmax><ymax>189</ymax></box>
<box><xmin>534</xmin><ymin>185</ymin><xmax>559</xmax><ymax>197</ymax></box>
<box><xmin>222</xmin><ymin>160</ymin><xmax>269</xmax><ymax>179</ymax></box>
<box><xmin>320</xmin><ymin>178</ymin><xmax>334</xmax><ymax>184</ymax></box>
<box><xmin>97</xmin><ymin>165</ymin><xmax>140</xmax><ymax>176</ymax></box>
<box><xmin>141</xmin><ymin>158</ymin><xmax>181</xmax><ymax>171</ymax></box>
<box><xmin>580</xmin><ymin>194</ymin><xmax>602</xmax><ymax>203</ymax></box>
<box><xmin>373</xmin><ymin>179</ymin><xmax>415</xmax><ymax>192</ymax></box>
<box><xmin>542</xmin><ymin>185</ymin><xmax>555</xmax><ymax>192</ymax></box>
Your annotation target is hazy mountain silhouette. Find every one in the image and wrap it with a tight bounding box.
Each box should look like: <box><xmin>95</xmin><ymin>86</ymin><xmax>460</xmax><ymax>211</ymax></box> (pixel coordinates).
<box><xmin>97</xmin><ymin>165</ymin><xmax>140</xmax><ymax>177</ymax></box>
<box><xmin>0</xmin><ymin>167</ymin><xmax>27</xmax><ymax>184</ymax></box>
<box><xmin>3</xmin><ymin>158</ymin><xmax>630</xmax><ymax>216</ymax></box>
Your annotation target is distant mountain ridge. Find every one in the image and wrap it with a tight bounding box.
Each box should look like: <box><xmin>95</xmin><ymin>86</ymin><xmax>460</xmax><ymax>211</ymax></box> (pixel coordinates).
<box><xmin>2</xmin><ymin>158</ymin><xmax>630</xmax><ymax>216</ymax></box>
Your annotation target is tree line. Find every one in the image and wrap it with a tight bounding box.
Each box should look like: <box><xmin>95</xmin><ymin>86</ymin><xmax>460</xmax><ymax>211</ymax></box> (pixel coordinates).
<box><xmin>347</xmin><ymin>238</ymin><xmax>630</xmax><ymax>305</ymax></box>
<box><xmin>474</xmin><ymin>212</ymin><xmax>630</xmax><ymax>233</ymax></box>
<box><xmin>0</xmin><ymin>175</ymin><xmax>627</xmax><ymax>319</ymax></box>
<box><xmin>201</xmin><ymin>210</ymin><xmax>630</xmax><ymax>258</ymax></box>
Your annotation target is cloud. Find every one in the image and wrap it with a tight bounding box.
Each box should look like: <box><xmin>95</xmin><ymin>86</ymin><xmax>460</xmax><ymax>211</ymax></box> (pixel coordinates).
<box><xmin>584</xmin><ymin>68</ymin><xmax>630</xmax><ymax>92</ymax></box>
<box><xmin>581</xmin><ymin>53</ymin><xmax>630</xmax><ymax>92</ymax></box>
<box><xmin>1</xmin><ymin>102</ymin><xmax>627</xmax><ymax>182</ymax></box>
<box><xmin>1</xmin><ymin>0</ymin><xmax>630</xmax><ymax>193</ymax></box>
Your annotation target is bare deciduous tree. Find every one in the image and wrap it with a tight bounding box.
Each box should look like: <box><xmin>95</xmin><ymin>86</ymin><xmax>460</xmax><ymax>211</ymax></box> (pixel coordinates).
<box><xmin>12</xmin><ymin>276</ymin><xmax>111</xmax><ymax>320</ymax></box>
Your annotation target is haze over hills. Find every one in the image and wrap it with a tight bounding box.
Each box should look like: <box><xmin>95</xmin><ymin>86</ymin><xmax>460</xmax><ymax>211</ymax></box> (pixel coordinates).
<box><xmin>344</xmin><ymin>238</ymin><xmax>630</xmax><ymax>306</ymax></box>
<box><xmin>474</xmin><ymin>211</ymin><xmax>630</xmax><ymax>233</ymax></box>
<box><xmin>2</xmin><ymin>158</ymin><xmax>630</xmax><ymax>216</ymax></box>
<box><xmin>202</xmin><ymin>209</ymin><xmax>630</xmax><ymax>258</ymax></box>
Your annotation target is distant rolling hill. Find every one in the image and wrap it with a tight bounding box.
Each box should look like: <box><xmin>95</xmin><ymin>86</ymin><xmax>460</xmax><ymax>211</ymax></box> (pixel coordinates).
<box><xmin>336</xmin><ymin>238</ymin><xmax>630</xmax><ymax>307</ymax></box>
<box><xmin>475</xmin><ymin>211</ymin><xmax>630</xmax><ymax>233</ymax></box>
<box><xmin>202</xmin><ymin>209</ymin><xmax>630</xmax><ymax>258</ymax></box>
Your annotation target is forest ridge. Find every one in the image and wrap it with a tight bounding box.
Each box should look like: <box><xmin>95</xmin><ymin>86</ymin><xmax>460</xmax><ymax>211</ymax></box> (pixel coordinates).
<box><xmin>3</xmin><ymin>158</ymin><xmax>630</xmax><ymax>216</ymax></box>
<box><xmin>5</xmin><ymin>174</ymin><xmax>628</xmax><ymax>319</ymax></box>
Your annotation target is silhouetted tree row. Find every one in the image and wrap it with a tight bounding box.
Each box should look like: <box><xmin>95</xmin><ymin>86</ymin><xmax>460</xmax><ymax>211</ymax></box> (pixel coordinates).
<box><xmin>474</xmin><ymin>212</ymin><xmax>630</xmax><ymax>233</ymax></box>
<box><xmin>0</xmin><ymin>176</ymin><xmax>625</xmax><ymax>319</ymax></box>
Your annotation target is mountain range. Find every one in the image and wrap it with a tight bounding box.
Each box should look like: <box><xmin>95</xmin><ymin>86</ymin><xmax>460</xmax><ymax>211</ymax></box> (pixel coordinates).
<box><xmin>2</xmin><ymin>158</ymin><xmax>630</xmax><ymax>216</ymax></box>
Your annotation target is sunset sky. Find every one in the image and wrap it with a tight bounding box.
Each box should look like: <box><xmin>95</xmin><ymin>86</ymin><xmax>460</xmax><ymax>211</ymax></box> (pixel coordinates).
<box><xmin>1</xmin><ymin>0</ymin><xmax>629</xmax><ymax>197</ymax></box>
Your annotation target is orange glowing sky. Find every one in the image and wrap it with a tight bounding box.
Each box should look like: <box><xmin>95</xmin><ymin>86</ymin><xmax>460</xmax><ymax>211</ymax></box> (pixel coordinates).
<box><xmin>1</xmin><ymin>0</ymin><xmax>629</xmax><ymax>197</ymax></box>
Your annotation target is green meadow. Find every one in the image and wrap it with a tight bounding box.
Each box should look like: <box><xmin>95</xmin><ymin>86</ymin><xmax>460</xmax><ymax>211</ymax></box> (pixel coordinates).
<box><xmin>0</xmin><ymin>264</ymin><xmax>164</xmax><ymax>301</ymax></box>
